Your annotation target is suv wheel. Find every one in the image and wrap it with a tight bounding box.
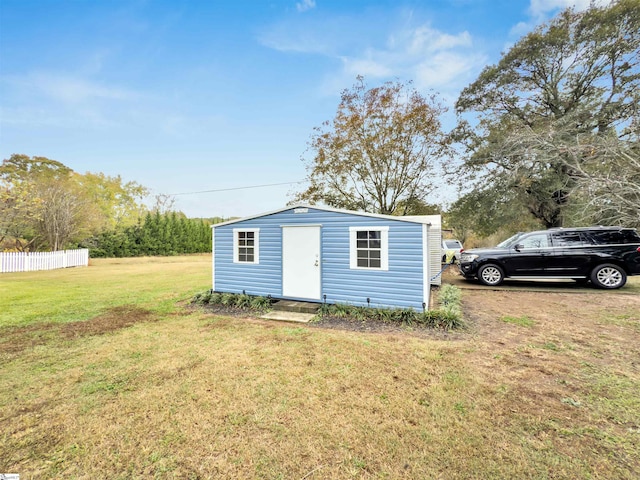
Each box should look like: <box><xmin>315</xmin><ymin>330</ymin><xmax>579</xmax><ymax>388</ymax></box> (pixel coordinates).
<box><xmin>478</xmin><ymin>264</ymin><xmax>504</xmax><ymax>286</ymax></box>
<box><xmin>590</xmin><ymin>264</ymin><xmax>627</xmax><ymax>289</ymax></box>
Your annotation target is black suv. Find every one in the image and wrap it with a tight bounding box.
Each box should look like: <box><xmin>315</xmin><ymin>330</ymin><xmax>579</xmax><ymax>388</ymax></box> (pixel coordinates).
<box><xmin>459</xmin><ymin>227</ymin><xmax>640</xmax><ymax>289</ymax></box>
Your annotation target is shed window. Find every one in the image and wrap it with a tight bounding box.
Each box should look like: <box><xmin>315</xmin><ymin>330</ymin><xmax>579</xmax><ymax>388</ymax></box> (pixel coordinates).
<box><xmin>349</xmin><ymin>227</ymin><xmax>389</xmax><ymax>270</ymax></box>
<box><xmin>233</xmin><ymin>229</ymin><xmax>259</xmax><ymax>264</ymax></box>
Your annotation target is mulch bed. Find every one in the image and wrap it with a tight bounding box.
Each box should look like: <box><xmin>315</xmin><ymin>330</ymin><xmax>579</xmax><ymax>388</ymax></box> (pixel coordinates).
<box><xmin>197</xmin><ymin>303</ymin><xmax>463</xmax><ymax>339</ymax></box>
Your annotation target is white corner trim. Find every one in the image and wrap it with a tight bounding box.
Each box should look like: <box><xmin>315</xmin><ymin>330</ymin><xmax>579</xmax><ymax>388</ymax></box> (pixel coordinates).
<box><xmin>212</xmin><ymin>227</ymin><xmax>216</xmax><ymax>290</ymax></box>
<box><xmin>422</xmin><ymin>223</ymin><xmax>430</xmax><ymax>309</ymax></box>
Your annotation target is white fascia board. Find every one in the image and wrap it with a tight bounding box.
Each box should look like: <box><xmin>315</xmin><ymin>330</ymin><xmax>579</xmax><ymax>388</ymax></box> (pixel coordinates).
<box><xmin>211</xmin><ymin>203</ymin><xmax>439</xmax><ymax>228</ymax></box>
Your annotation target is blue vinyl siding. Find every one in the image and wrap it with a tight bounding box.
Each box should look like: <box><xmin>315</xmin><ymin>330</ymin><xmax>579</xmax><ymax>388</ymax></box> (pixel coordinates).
<box><xmin>214</xmin><ymin>225</ymin><xmax>282</xmax><ymax>298</ymax></box>
<box><xmin>213</xmin><ymin>207</ymin><xmax>426</xmax><ymax>310</ymax></box>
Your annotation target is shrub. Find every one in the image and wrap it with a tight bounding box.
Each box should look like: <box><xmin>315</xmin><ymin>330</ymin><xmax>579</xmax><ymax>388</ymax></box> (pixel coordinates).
<box><xmin>250</xmin><ymin>296</ymin><xmax>272</xmax><ymax>312</ymax></box>
<box><xmin>318</xmin><ymin>285</ymin><xmax>464</xmax><ymax>330</ymax></box>
<box><xmin>192</xmin><ymin>285</ymin><xmax>465</xmax><ymax>330</ymax></box>
<box><xmin>234</xmin><ymin>294</ymin><xmax>252</xmax><ymax>309</ymax></box>
<box><xmin>439</xmin><ymin>284</ymin><xmax>462</xmax><ymax>308</ymax></box>
<box><xmin>190</xmin><ymin>291</ymin><xmax>273</xmax><ymax>313</ymax></box>
<box><xmin>219</xmin><ymin>293</ymin><xmax>236</xmax><ymax>306</ymax></box>
<box><xmin>192</xmin><ymin>291</ymin><xmax>212</xmax><ymax>305</ymax></box>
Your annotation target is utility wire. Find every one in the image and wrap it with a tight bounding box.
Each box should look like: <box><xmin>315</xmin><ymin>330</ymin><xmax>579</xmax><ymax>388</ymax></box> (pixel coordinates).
<box><xmin>170</xmin><ymin>180</ymin><xmax>306</xmax><ymax>196</ymax></box>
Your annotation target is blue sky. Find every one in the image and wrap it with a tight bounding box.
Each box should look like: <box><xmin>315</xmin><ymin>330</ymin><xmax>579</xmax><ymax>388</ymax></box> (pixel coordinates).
<box><xmin>0</xmin><ymin>0</ymin><xmax>601</xmax><ymax>218</ymax></box>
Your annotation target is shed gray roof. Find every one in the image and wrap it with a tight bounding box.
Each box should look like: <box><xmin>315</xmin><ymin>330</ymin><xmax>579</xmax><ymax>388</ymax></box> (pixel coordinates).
<box><xmin>211</xmin><ymin>204</ymin><xmax>441</xmax><ymax>228</ymax></box>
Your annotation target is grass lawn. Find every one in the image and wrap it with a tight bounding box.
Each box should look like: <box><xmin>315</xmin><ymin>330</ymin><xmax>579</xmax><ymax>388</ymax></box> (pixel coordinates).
<box><xmin>1</xmin><ymin>255</ymin><xmax>639</xmax><ymax>478</ymax></box>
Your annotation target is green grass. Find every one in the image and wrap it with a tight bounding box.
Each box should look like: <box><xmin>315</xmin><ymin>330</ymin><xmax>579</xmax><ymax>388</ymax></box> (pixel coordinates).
<box><xmin>1</xmin><ymin>255</ymin><xmax>639</xmax><ymax>478</ymax></box>
<box><xmin>624</xmin><ymin>275</ymin><xmax>640</xmax><ymax>294</ymax></box>
<box><xmin>0</xmin><ymin>255</ymin><xmax>211</xmax><ymax>328</ymax></box>
<box><xmin>500</xmin><ymin>314</ymin><xmax>534</xmax><ymax>327</ymax></box>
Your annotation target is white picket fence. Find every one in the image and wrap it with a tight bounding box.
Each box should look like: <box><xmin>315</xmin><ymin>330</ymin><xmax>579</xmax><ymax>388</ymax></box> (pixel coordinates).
<box><xmin>0</xmin><ymin>249</ymin><xmax>89</xmax><ymax>273</ymax></box>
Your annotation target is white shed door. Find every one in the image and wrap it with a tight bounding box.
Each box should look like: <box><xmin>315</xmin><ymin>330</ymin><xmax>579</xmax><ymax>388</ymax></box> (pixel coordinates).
<box><xmin>282</xmin><ymin>226</ymin><xmax>321</xmax><ymax>300</ymax></box>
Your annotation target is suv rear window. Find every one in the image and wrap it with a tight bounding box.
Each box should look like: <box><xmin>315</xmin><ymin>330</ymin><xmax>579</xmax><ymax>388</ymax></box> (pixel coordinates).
<box><xmin>588</xmin><ymin>229</ymin><xmax>640</xmax><ymax>245</ymax></box>
<box><xmin>551</xmin><ymin>231</ymin><xmax>591</xmax><ymax>247</ymax></box>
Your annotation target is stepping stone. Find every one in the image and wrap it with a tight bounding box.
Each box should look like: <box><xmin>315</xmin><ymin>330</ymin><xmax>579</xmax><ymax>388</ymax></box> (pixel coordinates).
<box><xmin>260</xmin><ymin>311</ymin><xmax>316</xmax><ymax>323</ymax></box>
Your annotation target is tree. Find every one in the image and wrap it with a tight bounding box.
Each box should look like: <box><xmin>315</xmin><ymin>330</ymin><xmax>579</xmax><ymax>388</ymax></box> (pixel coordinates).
<box><xmin>34</xmin><ymin>175</ymin><xmax>99</xmax><ymax>251</ymax></box>
<box><xmin>569</xmin><ymin>137</ymin><xmax>640</xmax><ymax>227</ymax></box>
<box><xmin>151</xmin><ymin>193</ymin><xmax>177</xmax><ymax>214</ymax></box>
<box><xmin>509</xmin><ymin>127</ymin><xmax>640</xmax><ymax>227</ymax></box>
<box><xmin>445</xmin><ymin>187</ymin><xmax>543</xmax><ymax>244</ymax></box>
<box><xmin>1</xmin><ymin>154</ymin><xmax>149</xmax><ymax>251</ymax></box>
<box><xmin>392</xmin><ymin>196</ymin><xmax>441</xmax><ymax>216</ymax></box>
<box><xmin>79</xmin><ymin>172</ymin><xmax>148</xmax><ymax>230</ymax></box>
<box><xmin>0</xmin><ymin>154</ymin><xmax>74</xmax><ymax>250</ymax></box>
<box><xmin>0</xmin><ymin>181</ymin><xmax>40</xmax><ymax>251</ymax></box>
<box><xmin>293</xmin><ymin>77</ymin><xmax>449</xmax><ymax>214</ymax></box>
<box><xmin>454</xmin><ymin>0</ymin><xmax>640</xmax><ymax>229</ymax></box>
<box><xmin>85</xmin><ymin>213</ymin><xmax>213</xmax><ymax>258</ymax></box>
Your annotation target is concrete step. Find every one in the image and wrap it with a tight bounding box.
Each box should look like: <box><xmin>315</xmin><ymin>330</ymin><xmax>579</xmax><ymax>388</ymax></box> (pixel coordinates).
<box><xmin>271</xmin><ymin>300</ymin><xmax>321</xmax><ymax>314</ymax></box>
<box><xmin>260</xmin><ymin>311</ymin><xmax>315</xmax><ymax>323</ymax></box>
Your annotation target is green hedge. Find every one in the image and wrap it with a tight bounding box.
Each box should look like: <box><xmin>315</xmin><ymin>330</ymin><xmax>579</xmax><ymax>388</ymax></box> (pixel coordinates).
<box><xmin>85</xmin><ymin>212</ymin><xmax>212</xmax><ymax>257</ymax></box>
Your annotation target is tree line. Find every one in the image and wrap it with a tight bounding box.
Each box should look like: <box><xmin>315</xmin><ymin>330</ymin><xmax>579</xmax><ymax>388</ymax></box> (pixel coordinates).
<box><xmin>1</xmin><ymin>154</ymin><xmax>149</xmax><ymax>252</ymax></box>
<box><xmin>85</xmin><ymin>211</ymin><xmax>212</xmax><ymax>258</ymax></box>
<box><xmin>0</xmin><ymin>154</ymin><xmax>216</xmax><ymax>256</ymax></box>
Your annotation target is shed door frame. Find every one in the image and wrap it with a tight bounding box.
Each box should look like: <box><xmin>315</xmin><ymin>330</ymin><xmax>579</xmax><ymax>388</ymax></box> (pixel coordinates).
<box><xmin>281</xmin><ymin>225</ymin><xmax>321</xmax><ymax>300</ymax></box>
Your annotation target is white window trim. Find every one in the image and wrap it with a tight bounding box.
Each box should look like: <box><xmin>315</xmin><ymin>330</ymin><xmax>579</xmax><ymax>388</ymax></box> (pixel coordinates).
<box><xmin>233</xmin><ymin>228</ymin><xmax>260</xmax><ymax>264</ymax></box>
<box><xmin>349</xmin><ymin>226</ymin><xmax>389</xmax><ymax>271</ymax></box>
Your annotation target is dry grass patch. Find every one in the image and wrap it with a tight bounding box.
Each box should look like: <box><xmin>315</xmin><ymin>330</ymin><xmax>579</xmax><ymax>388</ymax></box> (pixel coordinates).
<box><xmin>59</xmin><ymin>305</ymin><xmax>155</xmax><ymax>338</ymax></box>
<box><xmin>0</xmin><ymin>306</ymin><xmax>155</xmax><ymax>362</ymax></box>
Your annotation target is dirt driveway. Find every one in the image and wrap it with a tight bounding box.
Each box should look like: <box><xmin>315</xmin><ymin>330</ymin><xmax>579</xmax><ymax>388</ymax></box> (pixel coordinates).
<box><xmin>442</xmin><ymin>266</ymin><xmax>639</xmax><ymax>349</ymax></box>
<box><xmin>442</xmin><ymin>266</ymin><xmax>640</xmax><ymax>475</ymax></box>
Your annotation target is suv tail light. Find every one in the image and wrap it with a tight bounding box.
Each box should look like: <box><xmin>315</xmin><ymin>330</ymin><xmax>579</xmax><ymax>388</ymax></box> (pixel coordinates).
<box><xmin>460</xmin><ymin>248</ymin><xmax>464</xmax><ymax>253</ymax></box>
<box><xmin>637</xmin><ymin>246</ymin><xmax>640</xmax><ymax>253</ymax></box>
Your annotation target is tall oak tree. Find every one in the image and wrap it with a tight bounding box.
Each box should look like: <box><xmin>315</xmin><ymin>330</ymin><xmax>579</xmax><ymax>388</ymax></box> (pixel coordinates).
<box><xmin>294</xmin><ymin>77</ymin><xmax>450</xmax><ymax>215</ymax></box>
<box><xmin>454</xmin><ymin>0</ymin><xmax>640</xmax><ymax>228</ymax></box>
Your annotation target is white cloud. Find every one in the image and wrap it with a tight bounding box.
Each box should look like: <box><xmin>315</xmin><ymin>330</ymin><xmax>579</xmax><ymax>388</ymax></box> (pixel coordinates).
<box><xmin>39</xmin><ymin>75</ymin><xmax>135</xmax><ymax>104</ymax></box>
<box><xmin>414</xmin><ymin>51</ymin><xmax>484</xmax><ymax>91</ymax></box>
<box><xmin>296</xmin><ymin>0</ymin><xmax>316</xmax><ymax>13</ymax></box>
<box><xmin>1</xmin><ymin>71</ymin><xmax>145</xmax><ymax>130</ymax></box>
<box><xmin>259</xmin><ymin>31</ymin><xmax>329</xmax><ymax>54</ymax></box>
<box><xmin>260</xmin><ymin>11</ymin><xmax>488</xmax><ymax>119</ymax></box>
<box><xmin>514</xmin><ymin>0</ymin><xmax>613</xmax><ymax>36</ymax></box>
<box><xmin>4</xmin><ymin>72</ymin><xmax>137</xmax><ymax>105</ymax></box>
<box><xmin>340</xmin><ymin>53</ymin><xmax>393</xmax><ymax>78</ymax></box>
<box><xmin>332</xmin><ymin>24</ymin><xmax>486</xmax><ymax>98</ymax></box>
<box><xmin>509</xmin><ymin>21</ymin><xmax>532</xmax><ymax>38</ymax></box>
<box><xmin>528</xmin><ymin>0</ymin><xmax>610</xmax><ymax>17</ymax></box>
<box><xmin>404</xmin><ymin>27</ymin><xmax>472</xmax><ymax>54</ymax></box>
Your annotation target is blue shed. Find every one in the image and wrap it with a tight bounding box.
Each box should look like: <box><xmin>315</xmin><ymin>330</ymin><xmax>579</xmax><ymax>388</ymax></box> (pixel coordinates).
<box><xmin>211</xmin><ymin>204</ymin><xmax>442</xmax><ymax>310</ymax></box>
